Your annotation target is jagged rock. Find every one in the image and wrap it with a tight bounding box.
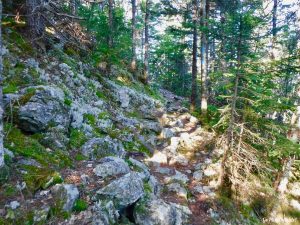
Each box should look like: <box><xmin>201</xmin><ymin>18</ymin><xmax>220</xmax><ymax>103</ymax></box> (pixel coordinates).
<box><xmin>193</xmin><ymin>170</ymin><xmax>203</xmax><ymax>181</ymax></box>
<box><xmin>96</xmin><ymin>172</ymin><xmax>144</xmax><ymax>209</ymax></box>
<box><xmin>17</xmin><ymin>158</ymin><xmax>41</xmax><ymax>168</ymax></box>
<box><xmin>169</xmin><ymin>154</ymin><xmax>189</xmax><ymax>166</ymax></box>
<box><xmin>106</xmin><ymin>80</ymin><xmax>162</xmax><ymax>119</ymax></box>
<box><xmin>290</xmin><ymin>199</ymin><xmax>300</xmax><ymax>211</ymax></box>
<box><xmin>148</xmin><ymin>176</ymin><xmax>161</xmax><ymax>197</ymax></box>
<box><xmin>155</xmin><ymin>166</ymin><xmax>173</xmax><ymax>175</ymax></box>
<box><xmin>288</xmin><ymin>182</ymin><xmax>300</xmax><ymax>197</ymax></box>
<box><xmin>141</xmin><ymin>120</ymin><xmax>162</xmax><ymax>133</ymax></box>
<box><xmin>165</xmin><ymin>170</ymin><xmax>189</xmax><ymax>184</ymax></box>
<box><xmin>17</xmin><ymin>86</ymin><xmax>70</xmax><ymax>133</ymax></box>
<box><xmin>167</xmin><ymin>183</ymin><xmax>187</xmax><ymax>199</ymax></box>
<box><xmin>160</xmin><ymin>128</ymin><xmax>175</xmax><ymax>139</ymax></box>
<box><xmin>81</xmin><ymin>137</ymin><xmax>125</xmax><ymax>159</ymax></box>
<box><xmin>134</xmin><ymin>198</ymin><xmax>191</xmax><ymax>225</ymax></box>
<box><xmin>34</xmin><ymin>206</ymin><xmax>50</xmax><ymax>223</ymax></box>
<box><xmin>203</xmin><ymin>163</ymin><xmax>221</xmax><ymax>177</ymax></box>
<box><xmin>9</xmin><ymin>201</ymin><xmax>20</xmax><ymax>210</ymax></box>
<box><xmin>51</xmin><ymin>184</ymin><xmax>79</xmax><ymax>212</ymax></box>
<box><xmin>193</xmin><ymin>185</ymin><xmax>204</xmax><ymax>194</ymax></box>
<box><xmin>147</xmin><ymin>151</ymin><xmax>168</xmax><ymax>166</ymax></box>
<box><xmin>93</xmin><ymin>157</ymin><xmax>130</xmax><ymax>178</ymax></box>
<box><xmin>129</xmin><ymin>157</ymin><xmax>150</xmax><ymax>181</ymax></box>
<box><xmin>4</xmin><ymin>148</ymin><xmax>14</xmax><ymax>158</ymax></box>
<box><xmin>40</xmin><ymin>126</ymin><xmax>69</xmax><ymax>150</ymax></box>
<box><xmin>91</xmin><ymin>200</ymin><xmax>119</xmax><ymax>225</ymax></box>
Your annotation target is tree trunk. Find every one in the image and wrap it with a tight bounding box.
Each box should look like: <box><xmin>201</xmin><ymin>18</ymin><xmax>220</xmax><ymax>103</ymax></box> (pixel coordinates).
<box><xmin>219</xmin><ymin>15</ymin><xmax>243</xmax><ymax>187</ymax></box>
<box><xmin>271</xmin><ymin>0</ymin><xmax>277</xmax><ymax>59</ymax></box>
<box><xmin>108</xmin><ymin>0</ymin><xmax>113</xmax><ymax>49</ymax></box>
<box><xmin>0</xmin><ymin>0</ymin><xmax>4</xmax><ymax>169</ymax></box>
<box><xmin>107</xmin><ymin>0</ymin><xmax>114</xmax><ymax>75</ymax></box>
<box><xmin>131</xmin><ymin>0</ymin><xmax>137</xmax><ymax>77</ymax></box>
<box><xmin>26</xmin><ymin>0</ymin><xmax>45</xmax><ymax>40</ymax></box>
<box><xmin>190</xmin><ymin>0</ymin><xmax>199</xmax><ymax>112</ymax></box>
<box><xmin>276</xmin><ymin>157</ymin><xmax>294</xmax><ymax>194</ymax></box>
<box><xmin>70</xmin><ymin>0</ymin><xmax>78</xmax><ymax>15</ymax></box>
<box><xmin>143</xmin><ymin>0</ymin><xmax>150</xmax><ymax>84</ymax></box>
<box><xmin>200</xmin><ymin>0</ymin><xmax>208</xmax><ymax>113</ymax></box>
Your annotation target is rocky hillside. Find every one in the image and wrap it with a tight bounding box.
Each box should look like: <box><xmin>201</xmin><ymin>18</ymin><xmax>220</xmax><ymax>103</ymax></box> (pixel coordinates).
<box><xmin>0</xmin><ymin>28</ymin><xmax>283</xmax><ymax>225</ymax></box>
<box><xmin>0</xmin><ymin>29</ymin><xmax>208</xmax><ymax>225</ymax></box>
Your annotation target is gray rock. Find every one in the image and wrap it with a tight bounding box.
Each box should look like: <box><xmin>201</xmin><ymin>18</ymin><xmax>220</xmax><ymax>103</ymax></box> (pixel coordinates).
<box><xmin>51</xmin><ymin>184</ymin><xmax>79</xmax><ymax>212</ymax></box>
<box><xmin>4</xmin><ymin>148</ymin><xmax>14</xmax><ymax>158</ymax></box>
<box><xmin>167</xmin><ymin>183</ymin><xmax>187</xmax><ymax>199</ymax></box>
<box><xmin>97</xmin><ymin>172</ymin><xmax>144</xmax><ymax>209</ymax></box>
<box><xmin>134</xmin><ymin>198</ymin><xmax>191</xmax><ymax>225</ymax></box>
<box><xmin>34</xmin><ymin>206</ymin><xmax>50</xmax><ymax>223</ymax></box>
<box><xmin>40</xmin><ymin>126</ymin><xmax>69</xmax><ymax>150</ymax></box>
<box><xmin>93</xmin><ymin>157</ymin><xmax>130</xmax><ymax>178</ymax></box>
<box><xmin>193</xmin><ymin>170</ymin><xmax>203</xmax><ymax>181</ymax></box>
<box><xmin>160</xmin><ymin>128</ymin><xmax>175</xmax><ymax>139</ymax></box>
<box><xmin>9</xmin><ymin>201</ymin><xmax>20</xmax><ymax>210</ymax></box>
<box><xmin>129</xmin><ymin>157</ymin><xmax>150</xmax><ymax>181</ymax></box>
<box><xmin>17</xmin><ymin>86</ymin><xmax>70</xmax><ymax>133</ymax></box>
<box><xmin>165</xmin><ymin>170</ymin><xmax>189</xmax><ymax>184</ymax></box>
<box><xmin>82</xmin><ymin>137</ymin><xmax>125</xmax><ymax>159</ymax></box>
<box><xmin>148</xmin><ymin>176</ymin><xmax>161</xmax><ymax>197</ymax></box>
<box><xmin>155</xmin><ymin>166</ymin><xmax>173</xmax><ymax>175</ymax></box>
<box><xmin>92</xmin><ymin>200</ymin><xmax>119</xmax><ymax>225</ymax></box>
<box><xmin>17</xmin><ymin>158</ymin><xmax>42</xmax><ymax>168</ymax></box>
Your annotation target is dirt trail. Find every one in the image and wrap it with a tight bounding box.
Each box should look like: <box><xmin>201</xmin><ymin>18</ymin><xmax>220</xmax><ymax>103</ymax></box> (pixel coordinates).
<box><xmin>146</xmin><ymin>90</ymin><xmax>219</xmax><ymax>225</ymax></box>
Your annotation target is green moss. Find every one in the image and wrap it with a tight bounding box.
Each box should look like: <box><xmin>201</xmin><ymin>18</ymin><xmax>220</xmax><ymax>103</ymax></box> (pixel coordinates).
<box><xmin>123</xmin><ymin>140</ymin><xmax>151</xmax><ymax>156</ymax></box>
<box><xmin>3</xmin><ymin>83</ymin><xmax>18</xmax><ymax>94</ymax></box>
<box><xmin>96</xmin><ymin>90</ymin><xmax>107</xmax><ymax>100</ymax></box>
<box><xmin>64</xmin><ymin>98</ymin><xmax>72</xmax><ymax>106</ymax></box>
<box><xmin>73</xmin><ymin>199</ymin><xmax>88</xmax><ymax>212</ymax></box>
<box><xmin>4</xmin><ymin>29</ymin><xmax>34</xmax><ymax>55</ymax></box>
<box><xmin>3</xmin><ymin>184</ymin><xmax>17</xmax><ymax>197</ymax></box>
<box><xmin>143</xmin><ymin>182</ymin><xmax>152</xmax><ymax>194</ymax></box>
<box><xmin>23</xmin><ymin>166</ymin><xmax>63</xmax><ymax>192</ymax></box>
<box><xmin>98</xmin><ymin>112</ymin><xmax>110</xmax><ymax>120</ymax></box>
<box><xmin>64</xmin><ymin>47</ymin><xmax>78</xmax><ymax>56</ymax></box>
<box><xmin>74</xmin><ymin>154</ymin><xmax>88</xmax><ymax>161</ymax></box>
<box><xmin>4</xmin><ymin>124</ymin><xmax>71</xmax><ymax>168</ymax></box>
<box><xmin>84</xmin><ymin>114</ymin><xmax>96</xmax><ymax>125</ymax></box>
<box><xmin>69</xmin><ymin>129</ymin><xmax>88</xmax><ymax>149</ymax></box>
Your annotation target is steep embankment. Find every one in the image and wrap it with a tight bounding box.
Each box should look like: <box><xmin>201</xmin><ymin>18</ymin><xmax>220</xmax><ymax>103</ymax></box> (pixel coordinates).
<box><xmin>0</xmin><ymin>30</ymin><xmax>257</xmax><ymax>225</ymax></box>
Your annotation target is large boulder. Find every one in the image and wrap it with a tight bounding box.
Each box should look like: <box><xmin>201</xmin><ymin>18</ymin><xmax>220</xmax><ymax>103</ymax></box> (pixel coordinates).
<box><xmin>17</xmin><ymin>86</ymin><xmax>70</xmax><ymax>133</ymax></box>
<box><xmin>96</xmin><ymin>172</ymin><xmax>144</xmax><ymax>209</ymax></box>
<box><xmin>134</xmin><ymin>198</ymin><xmax>191</xmax><ymax>225</ymax></box>
<box><xmin>105</xmin><ymin>80</ymin><xmax>163</xmax><ymax>119</ymax></box>
<box><xmin>51</xmin><ymin>184</ymin><xmax>79</xmax><ymax>212</ymax></box>
<box><xmin>81</xmin><ymin>137</ymin><xmax>126</xmax><ymax>159</ymax></box>
<box><xmin>93</xmin><ymin>157</ymin><xmax>130</xmax><ymax>178</ymax></box>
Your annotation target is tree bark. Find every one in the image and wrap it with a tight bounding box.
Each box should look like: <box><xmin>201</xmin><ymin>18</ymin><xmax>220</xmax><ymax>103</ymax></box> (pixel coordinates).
<box><xmin>190</xmin><ymin>0</ymin><xmax>199</xmax><ymax>112</ymax></box>
<box><xmin>107</xmin><ymin>0</ymin><xmax>114</xmax><ymax>75</ymax></box>
<box><xmin>200</xmin><ymin>0</ymin><xmax>209</xmax><ymax>113</ymax></box>
<box><xmin>271</xmin><ymin>0</ymin><xmax>278</xmax><ymax>59</ymax></box>
<box><xmin>70</xmin><ymin>0</ymin><xmax>78</xmax><ymax>15</ymax></box>
<box><xmin>143</xmin><ymin>0</ymin><xmax>150</xmax><ymax>84</ymax></box>
<box><xmin>131</xmin><ymin>0</ymin><xmax>137</xmax><ymax>77</ymax></box>
<box><xmin>26</xmin><ymin>0</ymin><xmax>45</xmax><ymax>40</ymax></box>
<box><xmin>108</xmin><ymin>0</ymin><xmax>113</xmax><ymax>49</ymax></box>
<box><xmin>0</xmin><ymin>0</ymin><xmax>4</xmax><ymax>169</ymax></box>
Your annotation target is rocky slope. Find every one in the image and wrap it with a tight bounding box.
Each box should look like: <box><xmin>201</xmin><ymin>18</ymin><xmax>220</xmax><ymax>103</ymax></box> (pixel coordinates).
<box><xmin>0</xmin><ymin>28</ymin><xmax>234</xmax><ymax>224</ymax></box>
<box><xmin>3</xmin><ymin>29</ymin><xmax>296</xmax><ymax>225</ymax></box>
